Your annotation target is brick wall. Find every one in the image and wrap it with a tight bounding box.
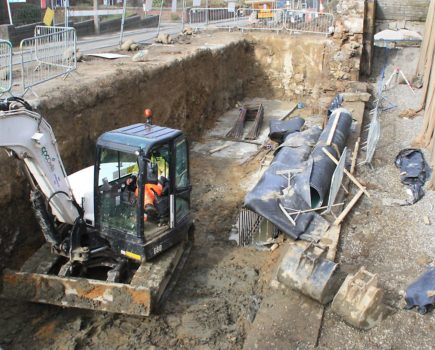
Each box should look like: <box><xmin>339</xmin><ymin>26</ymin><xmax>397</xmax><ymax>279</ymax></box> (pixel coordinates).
<box><xmin>376</xmin><ymin>0</ymin><xmax>430</xmax><ymax>21</ymax></box>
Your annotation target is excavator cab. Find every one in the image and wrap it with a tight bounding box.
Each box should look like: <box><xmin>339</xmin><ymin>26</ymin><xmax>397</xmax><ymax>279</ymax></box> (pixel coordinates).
<box><xmin>94</xmin><ymin>123</ymin><xmax>192</xmax><ymax>262</ymax></box>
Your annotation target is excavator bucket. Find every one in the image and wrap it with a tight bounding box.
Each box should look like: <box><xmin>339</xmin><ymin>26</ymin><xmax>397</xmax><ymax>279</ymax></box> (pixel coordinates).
<box><xmin>0</xmin><ymin>242</ymin><xmax>190</xmax><ymax>316</ymax></box>
<box><xmin>331</xmin><ymin>266</ymin><xmax>386</xmax><ymax>330</ymax></box>
<box><xmin>277</xmin><ymin>242</ymin><xmax>340</xmax><ymax>304</ymax></box>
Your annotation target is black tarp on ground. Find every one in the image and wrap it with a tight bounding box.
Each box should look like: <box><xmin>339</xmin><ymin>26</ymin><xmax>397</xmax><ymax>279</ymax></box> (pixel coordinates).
<box><xmin>244</xmin><ymin>107</ymin><xmax>354</xmax><ymax>240</ymax></box>
<box><xmin>395</xmin><ymin>148</ymin><xmax>431</xmax><ymax>205</ymax></box>
<box><xmin>268</xmin><ymin>117</ymin><xmax>305</xmax><ymax>144</ymax></box>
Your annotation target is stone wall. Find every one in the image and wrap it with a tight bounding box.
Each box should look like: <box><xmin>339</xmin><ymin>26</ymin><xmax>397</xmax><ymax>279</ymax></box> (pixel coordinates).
<box><xmin>244</xmin><ymin>0</ymin><xmax>367</xmax><ymax>99</ymax></box>
<box><xmin>331</xmin><ymin>0</ymin><xmax>366</xmax><ymax>80</ymax></box>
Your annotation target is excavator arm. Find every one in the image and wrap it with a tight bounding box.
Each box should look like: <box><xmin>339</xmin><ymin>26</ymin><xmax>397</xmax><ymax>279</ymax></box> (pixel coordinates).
<box><xmin>0</xmin><ymin>104</ymin><xmax>80</xmax><ymax>225</ymax></box>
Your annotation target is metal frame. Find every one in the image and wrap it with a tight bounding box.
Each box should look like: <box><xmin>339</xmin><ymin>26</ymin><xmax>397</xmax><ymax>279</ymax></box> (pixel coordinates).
<box><xmin>324</xmin><ymin>146</ymin><xmax>347</xmax><ymax>214</ymax></box>
<box><xmin>284</xmin><ymin>10</ymin><xmax>334</xmax><ymax>35</ymax></box>
<box><xmin>20</xmin><ymin>26</ymin><xmax>77</xmax><ymax>96</ymax></box>
<box><xmin>0</xmin><ymin>40</ymin><xmax>13</xmax><ymax>96</ymax></box>
<box><xmin>189</xmin><ymin>7</ymin><xmax>237</xmax><ymax>29</ymax></box>
<box><xmin>360</xmin><ymin>100</ymin><xmax>381</xmax><ymax>166</ymax></box>
<box><xmin>236</xmin><ymin>8</ymin><xmax>286</xmax><ymax>32</ymax></box>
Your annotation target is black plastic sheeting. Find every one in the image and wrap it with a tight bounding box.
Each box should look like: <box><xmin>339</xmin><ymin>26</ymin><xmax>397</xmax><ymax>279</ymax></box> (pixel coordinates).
<box><xmin>244</xmin><ymin>106</ymin><xmax>353</xmax><ymax>240</ymax></box>
<box><xmin>245</xmin><ymin>127</ymin><xmax>329</xmax><ymax>240</ymax></box>
<box><xmin>269</xmin><ymin>117</ymin><xmax>305</xmax><ymax>143</ymax></box>
<box><xmin>327</xmin><ymin>94</ymin><xmax>344</xmax><ymax>116</ymax></box>
<box><xmin>309</xmin><ymin>108</ymin><xmax>353</xmax><ymax>208</ymax></box>
<box><xmin>394</xmin><ymin>148</ymin><xmax>430</xmax><ymax>205</ymax></box>
<box><xmin>404</xmin><ymin>267</ymin><xmax>435</xmax><ymax>314</ymax></box>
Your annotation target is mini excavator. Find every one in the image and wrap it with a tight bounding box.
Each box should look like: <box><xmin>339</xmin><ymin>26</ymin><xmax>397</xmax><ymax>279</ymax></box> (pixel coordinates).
<box><xmin>0</xmin><ymin>97</ymin><xmax>193</xmax><ymax>316</ymax></box>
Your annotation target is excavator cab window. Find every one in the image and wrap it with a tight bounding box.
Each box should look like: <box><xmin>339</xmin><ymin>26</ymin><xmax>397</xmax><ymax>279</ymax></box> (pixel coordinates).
<box><xmin>97</xmin><ymin>148</ymin><xmax>138</xmax><ymax>235</ymax></box>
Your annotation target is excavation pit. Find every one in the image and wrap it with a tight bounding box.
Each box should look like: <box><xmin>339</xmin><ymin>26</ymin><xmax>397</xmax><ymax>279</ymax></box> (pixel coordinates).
<box><xmin>0</xmin><ymin>27</ymin><xmax>373</xmax><ymax>349</ymax></box>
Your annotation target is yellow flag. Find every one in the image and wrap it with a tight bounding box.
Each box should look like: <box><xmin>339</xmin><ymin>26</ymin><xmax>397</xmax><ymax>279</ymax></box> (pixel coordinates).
<box><xmin>43</xmin><ymin>7</ymin><xmax>55</xmax><ymax>26</ymax></box>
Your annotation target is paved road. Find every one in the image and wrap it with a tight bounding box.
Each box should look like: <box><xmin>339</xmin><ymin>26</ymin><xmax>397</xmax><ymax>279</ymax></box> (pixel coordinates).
<box><xmin>9</xmin><ymin>23</ymin><xmax>182</xmax><ymax>67</ymax></box>
<box><xmin>77</xmin><ymin>23</ymin><xmax>182</xmax><ymax>53</ymax></box>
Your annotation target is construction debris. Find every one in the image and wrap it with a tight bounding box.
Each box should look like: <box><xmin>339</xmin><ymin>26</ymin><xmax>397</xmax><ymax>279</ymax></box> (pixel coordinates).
<box><xmin>268</xmin><ymin>116</ymin><xmax>305</xmax><ymax>143</ymax></box>
<box><xmin>246</xmin><ymin>104</ymin><xmax>264</xmax><ymax>140</ymax></box>
<box><xmin>399</xmin><ymin>108</ymin><xmax>419</xmax><ymax>119</ymax></box>
<box><xmin>132</xmin><ymin>50</ymin><xmax>149</xmax><ymax>62</ymax></box>
<box><xmin>155</xmin><ymin>33</ymin><xmax>173</xmax><ymax>44</ymax></box>
<box><xmin>404</xmin><ymin>267</ymin><xmax>435</xmax><ymax>315</ymax></box>
<box><xmin>226</xmin><ymin>107</ymin><xmax>247</xmax><ymax>139</ymax></box>
<box><xmin>226</xmin><ymin>104</ymin><xmax>264</xmax><ymax>140</ymax></box>
<box><xmin>310</xmin><ymin>108</ymin><xmax>353</xmax><ymax>208</ymax></box>
<box><xmin>332</xmin><ymin>267</ymin><xmax>386</xmax><ymax>330</ymax></box>
<box><xmin>277</xmin><ymin>242</ymin><xmax>340</xmax><ymax>304</ymax></box>
<box><xmin>394</xmin><ymin>148</ymin><xmax>430</xmax><ymax>204</ymax></box>
<box><xmin>120</xmin><ymin>39</ymin><xmax>139</xmax><ymax>51</ymax></box>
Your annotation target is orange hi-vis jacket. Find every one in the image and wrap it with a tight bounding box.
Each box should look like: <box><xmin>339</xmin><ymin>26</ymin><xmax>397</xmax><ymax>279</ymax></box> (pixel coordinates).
<box><xmin>135</xmin><ymin>183</ymin><xmax>163</xmax><ymax>207</ymax></box>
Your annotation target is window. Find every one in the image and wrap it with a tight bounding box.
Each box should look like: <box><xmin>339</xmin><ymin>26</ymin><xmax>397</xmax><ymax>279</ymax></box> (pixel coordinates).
<box><xmin>175</xmin><ymin>138</ymin><xmax>189</xmax><ymax>222</ymax></box>
<box><xmin>97</xmin><ymin>148</ymin><xmax>138</xmax><ymax>235</ymax></box>
<box><xmin>98</xmin><ymin>149</ymin><xmax>138</xmax><ymax>185</ymax></box>
<box><xmin>175</xmin><ymin>138</ymin><xmax>189</xmax><ymax>188</ymax></box>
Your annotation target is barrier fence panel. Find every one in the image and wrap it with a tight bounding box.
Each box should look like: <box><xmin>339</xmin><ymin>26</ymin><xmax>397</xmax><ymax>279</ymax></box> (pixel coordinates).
<box><xmin>236</xmin><ymin>8</ymin><xmax>285</xmax><ymax>32</ymax></box>
<box><xmin>284</xmin><ymin>10</ymin><xmax>334</xmax><ymax>34</ymax></box>
<box><xmin>0</xmin><ymin>40</ymin><xmax>12</xmax><ymax>95</ymax></box>
<box><xmin>189</xmin><ymin>8</ymin><xmax>237</xmax><ymax>29</ymax></box>
<box><xmin>20</xmin><ymin>26</ymin><xmax>77</xmax><ymax>95</ymax></box>
<box><xmin>360</xmin><ymin>102</ymin><xmax>381</xmax><ymax>166</ymax></box>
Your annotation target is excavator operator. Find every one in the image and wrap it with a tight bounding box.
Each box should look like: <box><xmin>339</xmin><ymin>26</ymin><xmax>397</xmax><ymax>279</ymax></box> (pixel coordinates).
<box><xmin>123</xmin><ymin>156</ymin><xmax>169</xmax><ymax>221</ymax></box>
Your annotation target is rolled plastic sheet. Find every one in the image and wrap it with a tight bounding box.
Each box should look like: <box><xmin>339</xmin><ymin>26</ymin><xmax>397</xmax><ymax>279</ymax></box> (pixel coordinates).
<box><xmin>327</xmin><ymin>94</ymin><xmax>344</xmax><ymax>116</ymax></box>
<box><xmin>268</xmin><ymin>117</ymin><xmax>305</xmax><ymax>144</ymax></box>
<box><xmin>244</xmin><ymin>127</ymin><xmax>329</xmax><ymax>240</ymax></box>
<box><xmin>309</xmin><ymin>108</ymin><xmax>353</xmax><ymax>208</ymax></box>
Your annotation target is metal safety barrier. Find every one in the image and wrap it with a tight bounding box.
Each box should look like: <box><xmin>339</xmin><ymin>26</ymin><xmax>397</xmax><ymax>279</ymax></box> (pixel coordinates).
<box><xmin>284</xmin><ymin>10</ymin><xmax>334</xmax><ymax>34</ymax></box>
<box><xmin>187</xmin><ymin>7</ymin><xmax>333</xmax><ymax>35</ymax></box>
<box><xmin>360</xmin><ymin>101</ymin><xmax>381</xmax><ymax>166</ymax></box>
<box><xmin>189</xmin><ymin>8</ymin><xmax>237</xmax><ymax>29</ymax></box>
<box><xmin>20</xmin><ymin>26</ymin><xmax>77</xmax><ymax>96</ymax></box>
<box><xmin>236</xmin><ymin>8</ymin><xmax>286</xmax><ymax>32</ymax></box>
<box><xmin>0</xmin><ymin>40</ymin><xmax>12</xmax><ymax>95</ymax></box>
<box><xmin>238</xmin><ymin>207</ymin><xmax>262</xmax><ymax>246</ymax></box>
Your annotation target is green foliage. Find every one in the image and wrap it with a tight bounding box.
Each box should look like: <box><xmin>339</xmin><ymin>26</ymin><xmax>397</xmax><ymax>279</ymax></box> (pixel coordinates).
<box><xmin>12</xmin><ymin>4</ymin><xmax>42</xmax><ymax>26</ymax></box>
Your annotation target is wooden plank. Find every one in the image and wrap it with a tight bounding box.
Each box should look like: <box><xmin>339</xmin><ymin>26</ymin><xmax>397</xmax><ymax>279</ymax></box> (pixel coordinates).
<box><xmin>416</xmin><ymin>0</ymin><xmax>435</xmax><ymax>76</ymax></box>
<box><xmin>351</xmin><ymin>137</ymin><xmax>361</xmax><ymax>174</ymax></box>
<box><xmin>322</xmin><ymin>147</ymin><xmax>370</xmax><ymax>198</ymax></box>
<box><xmin>327</xmin><ymin>111</ymin><xmax>341</xmax><ymax>146</ymax></box>
<box><xmin>209</xmin><ymin>143</ymin><xmax>231</xmax><ymax>154</ymax></box>
<box><xmin>279</xmin><ymin>103</ymin><xmax>298</xmax><ymax>121</ymax></box>
<box><xmin>334</xmin><ymin>189</ymin><xmax>364</xmax><ymax>225</ymax></box>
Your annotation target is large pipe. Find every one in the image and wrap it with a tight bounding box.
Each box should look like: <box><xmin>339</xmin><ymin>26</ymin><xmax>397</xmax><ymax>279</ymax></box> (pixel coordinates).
<box><xmin>309</xmin><ymin>108</ymin><xmax>353</xmax><ymax>208</ymax></box>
